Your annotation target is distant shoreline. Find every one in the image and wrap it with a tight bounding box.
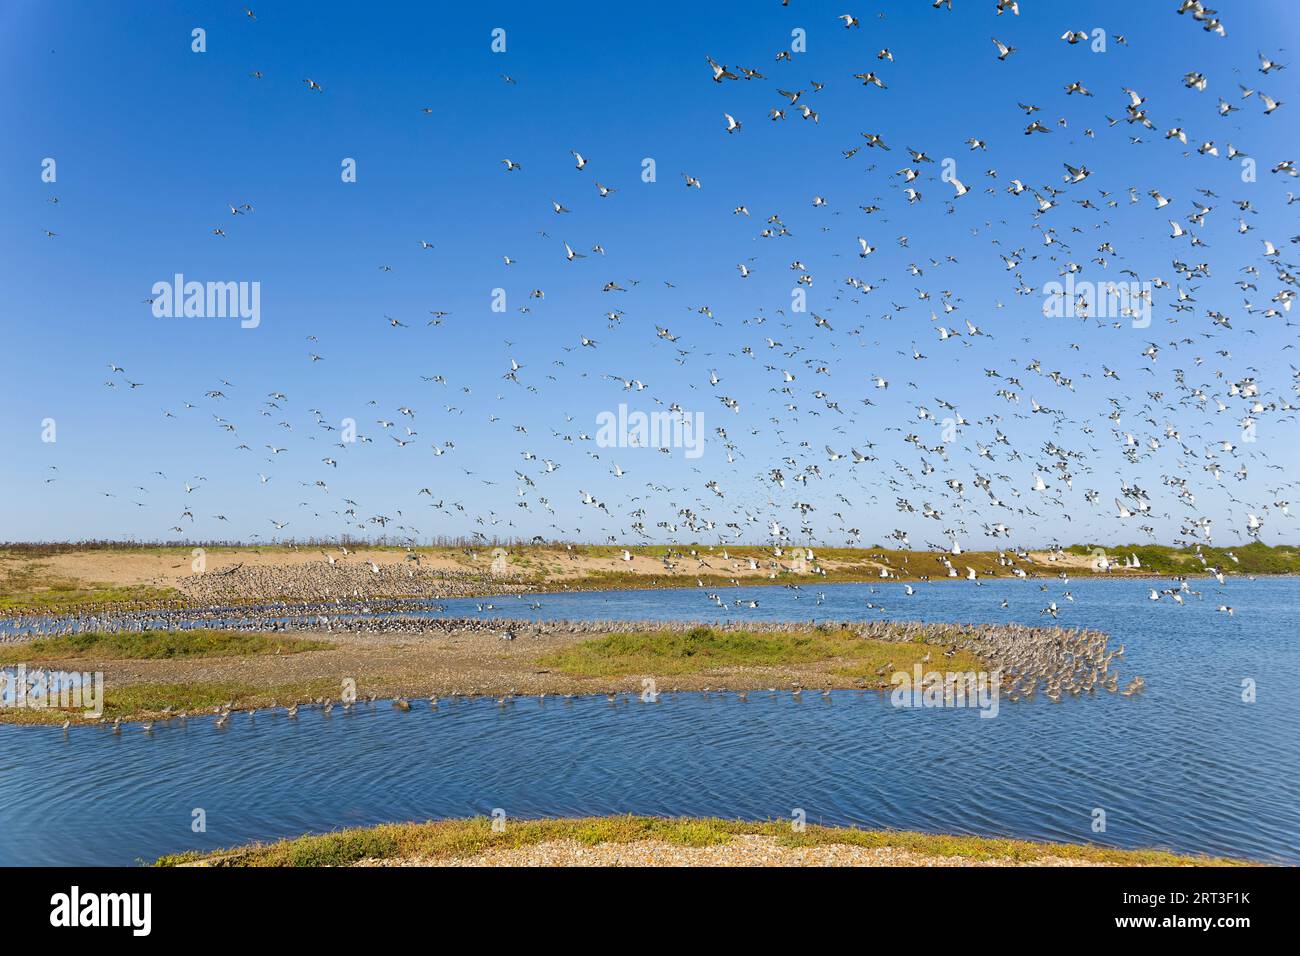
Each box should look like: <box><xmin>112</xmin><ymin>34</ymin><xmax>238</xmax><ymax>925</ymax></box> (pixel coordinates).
<box><xmin>3</xmin><ymin>541</ymin><xmax>1296</xmax><ymax>618</ymax></box>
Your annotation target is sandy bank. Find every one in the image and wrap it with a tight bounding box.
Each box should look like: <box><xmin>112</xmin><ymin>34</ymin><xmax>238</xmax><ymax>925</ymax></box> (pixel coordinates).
<box><xmin>161</xmin><ymin>815</ymin><xmax>1242</xmax><ymax>868</ymax></box>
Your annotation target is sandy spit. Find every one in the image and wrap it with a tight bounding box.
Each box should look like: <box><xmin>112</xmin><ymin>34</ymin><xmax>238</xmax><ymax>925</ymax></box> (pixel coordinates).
<box><xmin>363</xmin><ymin>835</ymin><xmax>1117</xmax><ymax>867</ymax></box>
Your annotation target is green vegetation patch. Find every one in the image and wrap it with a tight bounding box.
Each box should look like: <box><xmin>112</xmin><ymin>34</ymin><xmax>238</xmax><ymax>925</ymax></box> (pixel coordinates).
<box><xmin>1066</xmin><ymin>542</ymin><xmax>1300</xmax><ymax>575</ymax></box>
<box><xmin>540</xmin><ymin>625</ymin><xmax>981</xmax><ymax>678</ymax></box>
<box><xmin>0</xmin><ymin>630</ymin><xmax>330</xmax><ymax>664</ymax></box>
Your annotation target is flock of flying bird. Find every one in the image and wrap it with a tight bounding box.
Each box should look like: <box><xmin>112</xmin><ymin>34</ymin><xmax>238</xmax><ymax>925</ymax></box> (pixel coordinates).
<box><xmin>36</xmin><ymin>2</ymin><xmax>1300</xmax><ymax>625</ymax></box>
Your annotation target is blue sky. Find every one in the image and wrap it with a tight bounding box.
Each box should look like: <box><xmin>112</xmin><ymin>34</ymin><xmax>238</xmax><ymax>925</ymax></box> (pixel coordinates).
<box><xmin>1</xmin><ymin>0</ymin><xmax>1298</xmax><ymax>548</ymax></box>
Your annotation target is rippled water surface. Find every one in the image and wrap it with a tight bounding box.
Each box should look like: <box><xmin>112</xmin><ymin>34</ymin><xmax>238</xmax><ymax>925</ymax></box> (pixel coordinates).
<box><xmin>2</xmin><ymin>577</ymin><xmax>1297</xmax><ymax>865</ymax></box>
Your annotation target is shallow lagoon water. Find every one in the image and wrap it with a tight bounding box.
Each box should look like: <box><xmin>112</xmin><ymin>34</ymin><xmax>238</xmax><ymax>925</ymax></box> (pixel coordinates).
<box><xmin>1</xmin><ymin>576</ymin><xmax>1297</xmax><ymax>866</ymax></box>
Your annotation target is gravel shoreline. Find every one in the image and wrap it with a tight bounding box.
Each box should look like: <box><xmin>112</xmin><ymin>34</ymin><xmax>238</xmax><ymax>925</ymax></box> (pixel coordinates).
<box><xmin>380</xmin><ymin>835</ymin><xmax>1119</xmax><ymax>867</ymax></box>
